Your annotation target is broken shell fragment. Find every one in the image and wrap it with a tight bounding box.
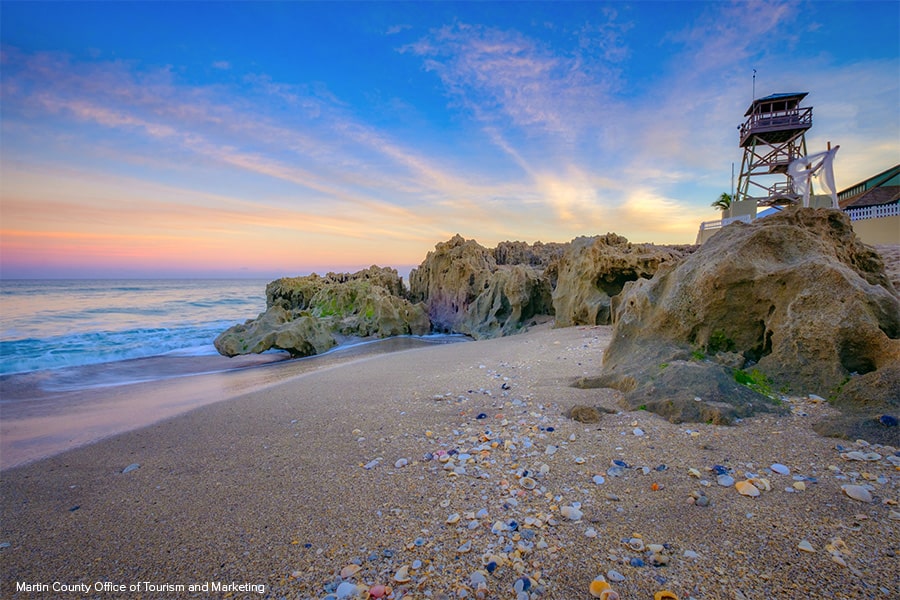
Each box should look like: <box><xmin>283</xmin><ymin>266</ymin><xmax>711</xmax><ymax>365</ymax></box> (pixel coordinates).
<box><xmin>735</xmin><ymin>480</ymin><xmax>760</xmax><ymax>497</ymax></box>
<box><xmin>655</xmin><ymin>592</ymin><xmax>679</xmax><ymax>600</ymax></box>
<box><xmin>589</xmin><ymin>579</ymin><xmax>610</xmax><ymax>598</ymax></box>
<box><xmin>340</xmin><ymin>564</ymin><xmax>362</xmax><ymax>578</ymax></box>
<box><xmin>393</xmin><ymin>565</ymin><xmax>411</xmax><ymax>583</ymax></box>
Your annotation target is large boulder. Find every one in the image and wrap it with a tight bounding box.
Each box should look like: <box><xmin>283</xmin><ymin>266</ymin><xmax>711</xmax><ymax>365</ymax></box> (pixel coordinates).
<box><xmin>584</xmin><ymin>208</ymin><xmax>900</xmax><ymax>430</ymax></box>
<box><xmin>552</xmin><ymin>234</ymin><xmax>684</xmax><ymax>327</ymax></box>
<box><xmin>409</xmin><ymin>235</ymin><xmax>552</xmax><ymax>339</ymax></box>
<box><xmin>216</xmin><ymin>266</ymin><xmax>430</xmax><ymax>358</ymax></box>
<box><xmin>214</xmin><ymin>306</ymin><xmax>336</xmax><ymax>357</ymax></box>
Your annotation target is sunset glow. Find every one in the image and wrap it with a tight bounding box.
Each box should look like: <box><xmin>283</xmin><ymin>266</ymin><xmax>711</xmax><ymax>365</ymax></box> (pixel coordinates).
<box><xmin>1</xmin><ymin>1</ymin><xmax>898</xmax><ymax>278</ymax></box>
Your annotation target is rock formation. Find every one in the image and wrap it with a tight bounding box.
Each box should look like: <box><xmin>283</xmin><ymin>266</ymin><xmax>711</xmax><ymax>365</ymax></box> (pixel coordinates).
<box><xmin>408</xmin><ymin>234</ymin><xmax>683</xmax><ymax>339</ymax></box>
<box><xmin>581</xmin><ymin>208</ymin><xmax>900</xmax><ymax>432</ymax></box>
<box><xmin>408</xmin><ymin>235</ymin><xmax>553</xmax><ymax>339</ymax></box>
<box><xmin>215</xmin><ymin>266</ymin><xmax>429</xmax><ymax>358</ymax></box>
<box><xmin>551</xmin><ymin>234</ymin><xmax>684</xmax><ymax>327</ymax></box>
<box><xmin>213</xmin><ymin>306</ymin><xmax>336</xmax><ymax>358</ymax></box>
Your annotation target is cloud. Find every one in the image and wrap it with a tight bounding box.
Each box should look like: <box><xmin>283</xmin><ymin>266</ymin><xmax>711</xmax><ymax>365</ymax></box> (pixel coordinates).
<box><xmin>212</xmin><ymin>60</ymin><xmax>231</xmax><ymax>70</ymax></box>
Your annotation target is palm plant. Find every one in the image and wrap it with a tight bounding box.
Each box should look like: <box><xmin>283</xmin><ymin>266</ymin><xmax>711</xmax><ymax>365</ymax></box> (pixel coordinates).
<box><xmin>711</xmin><ymin>192</ymin><xmax>732</xmax><ymax>211</ymax></box>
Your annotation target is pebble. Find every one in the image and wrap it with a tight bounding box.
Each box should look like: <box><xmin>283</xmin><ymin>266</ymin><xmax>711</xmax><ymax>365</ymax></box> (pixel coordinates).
<box><xmin>394</xmin><ymin>458</ymin><xmax>408</xmax><ymax>468</ymax></box>
<box><xmin>716</xmin><ymin>474</ymin><xmax>735</xmax><ymax>487</ymax></box>
<box><xmin>592</xmin><ymin>475</ymin><xmax>606</xmax><ymax>485</ymax></box>
<box><xmin>841</xmin><ymin>484</ymin><xmax>873</xmax><ymax>503</ymax></box>
<box><xmin>633</xmin><ymin>427</ymin><xmax>645</xmax><ymax>436</ymax></box>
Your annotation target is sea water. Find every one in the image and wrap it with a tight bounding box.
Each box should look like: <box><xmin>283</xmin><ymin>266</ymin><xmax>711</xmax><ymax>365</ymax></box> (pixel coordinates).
<box><xmin>0</xmin><ymin>279</ymin><xmax>270</xmax><ymax>377</ymax></box>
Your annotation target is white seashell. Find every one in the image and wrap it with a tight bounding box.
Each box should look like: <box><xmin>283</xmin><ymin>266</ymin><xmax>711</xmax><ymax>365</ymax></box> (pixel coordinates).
<box><xmin>648</xmin><ymin>544</ymin><xmax>664</xmax><ymax>553</ymax></box>
<box><xmin>457</xmin><ymin>540</ymin><xmax>472</xmax><ymax>553</ymax></box>
<box><xmin>841</xmin><ymin>484</ymin><xmax>873</xmax><ymax>503</ymax></box>
<box><xmin>797</xmin><ymin>540</ymin><xmax>815</xmax><ymax>553</ymax></box>
<box><xmin>560</xmin><ymin>505</ymin><xmax>583</xmax><ymax>521</ymax></box>
<box><xmin>340</xmin><ymin>564</ymin><xmax>362</xmax><ymax>579</ymax></box>
<box><xmin>626</xmin><ymin>537</ymin><xmax>644</xmax><ymax>551</ymax></box>
<box><xmin>770</xmin><ymin>463</ymin><xmax>790</xmax><ymax>475</ymax></box>
<box><xmin>574</xmin><ymin>457</ymin><xmax>586</xmax><ymax>464</ymax></box>
<box><xmin>519</xmin><ymin>477</ymin><xmax>537</xmax><ymax>490</ymax></box>
<box><xmin>545</xmin><ymin>445</ymin><xmax>558</xmax><ymax>455</ymax></box>
<box><xmin>394</xmin><ymin>458</ymin><xmax>408</xmax><ymax>468</ymax></box>
<box><xmin>446</xmin><ymin>513</ymin><xmax>460</xmax><ymax>524</ymax></box>
<box><xmin>394</xmin><ymin>565</ymin><xmax>411</xmax><ymax>583</ymax></box>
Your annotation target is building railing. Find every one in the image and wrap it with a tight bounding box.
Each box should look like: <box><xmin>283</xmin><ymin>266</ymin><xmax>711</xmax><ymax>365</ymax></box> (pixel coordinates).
<box><xmin>697</xmin><ymin>214</ymin><xmax>753</xmax><ymax>232</ymax></box>
<box><xmin>845</xmin><ymin>202</ymin><xmax>900</xmax><ymax>221</ymax></box>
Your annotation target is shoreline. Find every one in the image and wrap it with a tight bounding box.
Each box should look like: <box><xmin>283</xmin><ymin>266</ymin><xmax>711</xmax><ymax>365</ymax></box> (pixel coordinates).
<box><xmin>1</xmin><ymin>324</ymin><xmax>897</xmax><ymax>599</ymax></box>
<box><xmin>0</xmin><ymin>335</ymin><xmax>468</xmax><ymax>470</ymax></box>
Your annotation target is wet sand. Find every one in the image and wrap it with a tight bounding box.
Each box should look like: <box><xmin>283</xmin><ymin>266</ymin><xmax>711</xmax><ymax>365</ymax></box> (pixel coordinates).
<box><xmin>0</xmin><ymin>337</ymin><xmax>465</xmax><ymax>470</ymax></box>
<box><xmin>1</xmin><ymin>324</ymin><xmax>897</xmax><ymax>599</ymax></box>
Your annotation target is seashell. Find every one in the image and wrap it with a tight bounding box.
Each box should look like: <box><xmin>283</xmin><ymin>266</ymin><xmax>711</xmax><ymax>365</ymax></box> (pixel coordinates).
<box><xmin>626</xmin><ymin>537</ymin><xmax>644</xmax><ymax>551</ymax></box>
<box><xmin>446</xmin><ymin>513</ymin><xmax>460</xmax><ymax>524</ymax></box>
<box><xmin>599</xmin><ymin>590</ymin><xmax>620</xmax><ymax>600</ymax></box>
<box><xmin>340</xmin><ymin>564</ymin><xmax>362</xmax><ymax>578</ymax></box>
<box><xmin>393</xmin><ymin>565</ymin><xmax>411</xmax><ymax>583</ymax></box>
<box><xmin>575</xmin><ymin>457</ymin><xmax>586</xmax><ymax>464</ymax></box>
<box><xmin>770</xmin><ymin>463</ymin><xmax>790</xmax><ymax>475</ymax></box>
<box><xmin>797</xmin><ymin>540</ymin><xmax>815</xmax><ymax>553</ymax></box>
<box><xmin>519</xmin><ymin>476</ymin><xmax>537</xmax><ymax>490</ymax></box>
<box><xmin>688</xmin><ymin>468</ymin><xmax>701</xmax><ymax>478</ymax></box>
<box><xmin>841</xmin><ymin>484</ymin><xmax>873</xmax><ymax>503</ymax></box>
<box><xmin>560</xmin><ymin>505</ymin><xmax>583</xmax><ymax>521</ymax></box>
<box><xmin>606</xmin><ymin>569</ymin><xmax>625</xmax><ymax>582</ymax></box>
<box><xmin>369</xmin><ymin>584</ymin><xmax>392</xmax><ymax>598</ymax></box>
<box><xmin>457</xmin><ymin>540</ymin><xmax>472</xmax><ymax>553</ymax></box>
<box><xmin>749</xmin><ymin>477</ymin><xmax>771</xmax><ymax>491</ymax></box>
<box><xmin>648</xmin><ymin>543</ymin><xmax>664</xmax><ymax>553</ymax></box>
<box><xmin>793</xmin><ymin>481</ymin><xmax>807</xmax><ymax>491</ymax></box>
<box><xmin>735</xmin><ymin>480</ymin><xmax>760</xmax><ymax>497</ymax></box>
<box><xmin>654</xmin><ymin>592</ymin><xmax>679</xmax><ymax>600</ymax></box>
<box><xmin>335</xmin><ymin>581</ymin><xmax>359</xmax><ymax>598</ymax></box>
<box><xmin>589</xmin><ymin>579</ymin><xmax>610</xmax><ymax>598</ymax></box>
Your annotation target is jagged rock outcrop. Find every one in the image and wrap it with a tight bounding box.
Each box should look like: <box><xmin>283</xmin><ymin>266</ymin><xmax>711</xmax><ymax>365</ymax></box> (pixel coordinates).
<box><xmin>552</xmin><ymin>234</ymin><xmax>684</xmax><ymax>327</ymax></box>
<box><xmin>581</xmin><ymin>208</ymin><xmax>900</xmax><ymax>432</ymax></box>
<box><xmin>408</xmin><ymin>235</ymin><xmax>552</xmax><ymax>339</ymax></box>
<box><xmin>215</xmin><ymin>266</ymin><xmax>429</xmax><ymax>358</ymax></box>
<box><xmin>214</xmin><ymin>306</ymin><xmax>336</xmax><ymax>357</ymax></box>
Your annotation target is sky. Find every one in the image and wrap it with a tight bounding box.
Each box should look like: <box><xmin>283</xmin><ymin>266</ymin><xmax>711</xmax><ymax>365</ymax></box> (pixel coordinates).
<box><xmin>1</xmin><ymin>1</ymin><xmax>898</xmax><ymax>279</ymax></box>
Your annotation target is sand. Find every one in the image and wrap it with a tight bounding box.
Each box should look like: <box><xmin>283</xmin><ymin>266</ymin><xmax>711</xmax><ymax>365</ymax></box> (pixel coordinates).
<box><xmin>1</xmin><ymin>324</ymin><xmax>898</xmax><ymax>599</ymax></box>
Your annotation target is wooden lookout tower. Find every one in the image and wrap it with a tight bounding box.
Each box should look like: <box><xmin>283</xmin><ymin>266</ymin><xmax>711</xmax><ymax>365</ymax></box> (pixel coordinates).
<box><xmin>734</xmin><ymin>92</ymin><xmax>812</xmax><ymax>210</ymax></box>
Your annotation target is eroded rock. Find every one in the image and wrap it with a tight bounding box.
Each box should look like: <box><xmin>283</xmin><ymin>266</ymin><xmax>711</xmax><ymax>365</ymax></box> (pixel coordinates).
<box><xmin>588</xmin><ymin>208</ymin><xmax>900</xmax><ymax>428</ymax></box>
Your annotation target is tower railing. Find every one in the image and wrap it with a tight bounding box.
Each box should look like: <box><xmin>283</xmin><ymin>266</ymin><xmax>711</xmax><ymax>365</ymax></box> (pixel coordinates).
<box><xmin>740</xmin><ymin>107</ymin><xmax>812</xmax><ymax>146</ymax></box>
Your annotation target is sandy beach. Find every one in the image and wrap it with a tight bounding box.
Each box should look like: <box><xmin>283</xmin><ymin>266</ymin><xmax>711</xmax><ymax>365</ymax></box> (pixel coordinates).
<box><xmin>1</xmin><ymin>324</ymin><xmax>897</xmax><ymax>599</ymax></box>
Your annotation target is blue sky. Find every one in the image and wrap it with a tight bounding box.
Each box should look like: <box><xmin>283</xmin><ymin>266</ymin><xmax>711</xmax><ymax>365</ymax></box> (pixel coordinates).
<box><xmin>1</xmin><ymin>1</ymin><xmax>898</xmax><ymax>278</ymax></box>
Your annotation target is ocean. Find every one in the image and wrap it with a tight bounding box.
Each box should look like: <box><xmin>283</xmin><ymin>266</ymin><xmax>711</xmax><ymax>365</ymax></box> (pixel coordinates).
<box><xmin>0</xmin><ymin>279</ymin><xmax>271</xmax><ymax>378</ymax></box>
<box><xmin>0</xmin><ymin>279</ymin><xmax>466</xmax><ymax>468</ymax></box>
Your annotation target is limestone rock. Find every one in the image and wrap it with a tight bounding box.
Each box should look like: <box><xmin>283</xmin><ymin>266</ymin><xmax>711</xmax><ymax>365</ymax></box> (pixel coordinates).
<box><xmin>216</xmin><ymin>266</ymin><xmax>429</xmax><ymax>358</ymax></box>
<box><xmin>552</xmin><ymin>234</ymin><xmax>684</xmax><ymax>327</ymax></box>
<box><xmin>409</xmin><ymin>235</ymin><xmax>552</xmax><ymax>339</ymax></box>
<box><xmin>590</xmin><ymin>208</ymin><xmax>900</xmax><ymax>427</ymax></box>
<box><xmin>214</xmin><ymin>306</ymin><xmax>336</xmax><ymax>357</ymax></box>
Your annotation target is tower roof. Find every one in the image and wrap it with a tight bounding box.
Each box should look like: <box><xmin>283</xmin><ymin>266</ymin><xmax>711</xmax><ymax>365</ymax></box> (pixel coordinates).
<box><xmin>744</xmin><ymin>92</ymin><xmax>808</xmax><ymax>116</ymax></box>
